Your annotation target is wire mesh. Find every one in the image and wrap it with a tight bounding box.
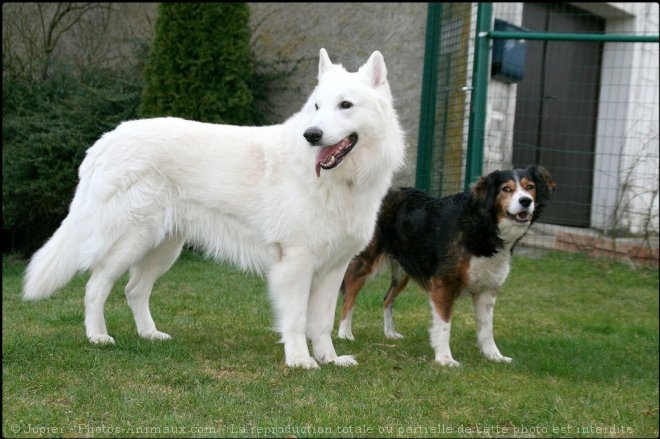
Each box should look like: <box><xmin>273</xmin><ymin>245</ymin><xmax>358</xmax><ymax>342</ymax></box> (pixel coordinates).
<box><xmin>424</xmin><ymin>3</ymin><xmax>477</xmax><ymax>197</ymax></box>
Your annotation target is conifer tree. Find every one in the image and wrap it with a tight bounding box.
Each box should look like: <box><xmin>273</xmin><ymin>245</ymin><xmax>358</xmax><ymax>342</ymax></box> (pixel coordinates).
<box><xmin>139</xmin><ymin>3</ymin><xmax>255</xmax><ymax>124</ymax></box>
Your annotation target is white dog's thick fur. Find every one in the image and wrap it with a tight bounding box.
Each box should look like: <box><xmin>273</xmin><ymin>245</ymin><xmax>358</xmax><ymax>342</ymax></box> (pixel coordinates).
<box><xmin>22</xmin><ymin>49</ymin><xmax>406</xmax><ymax>369</ymax></box>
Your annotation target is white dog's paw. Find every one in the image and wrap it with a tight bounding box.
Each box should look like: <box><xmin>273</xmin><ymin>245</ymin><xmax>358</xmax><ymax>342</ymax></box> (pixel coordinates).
<box><xmin>88</xmin><ymin>334</ymin><xmax>115</xmax><ymax>345</ymax></box>
<box><xmin>435</xmin><ymin>356</ymin><xmax>461</xmax><ymax>367</ymax></box>
<box><xmin>140</xmin><ymin>330</ymin><xmax>172</xmax><ymax>341</ymax></box>
<box><xmin>286</xmin><ymin>356</ymin><xmax>320</xmax><ymax>369</ymax></box>
<box><xmin>385</xmin><ymin>330</ymin><xmax>404</xmax><ymax>340</ymax></box>
<box><xmin>333</xmin><ymin>355</ymin><xmax>358</xmax><ymax>367</ymax></box>
<box><xmin>485</xmin><ymin>353</ymin><xmax>513</xmax><ymax>363</ymax></box>
<box><xmin>313</xmin><ymin>350</ymin><xmax>356</xmax><ymax>366</ymax></box>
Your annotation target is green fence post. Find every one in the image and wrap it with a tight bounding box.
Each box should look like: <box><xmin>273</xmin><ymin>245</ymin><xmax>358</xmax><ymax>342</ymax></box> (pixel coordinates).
<box><xmin>464</xmin><ymin>3</ymin><xmax>492</xmax><ymax>191</ymax></box>
<box><xmin>415</xmin><ymin>3</ymin><xmax>442</xmax><ymax>191</ymax></box>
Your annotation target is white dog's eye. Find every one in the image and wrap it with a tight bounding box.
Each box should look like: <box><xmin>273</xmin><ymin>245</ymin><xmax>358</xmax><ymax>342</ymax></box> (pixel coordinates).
<box><xmin>314</xmin><ymin>103</ymin><xmax>319</xmax><ymax>110</ymax></box>
<box><xmin>339</xmin><ymin>101</ymin><xmax>353</xmax><ymax>109</ymax></box>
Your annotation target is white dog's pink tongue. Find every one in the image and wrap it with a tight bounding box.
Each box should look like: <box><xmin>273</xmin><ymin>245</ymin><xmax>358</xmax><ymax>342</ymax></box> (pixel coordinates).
<box><xmin>315</xmin><ymin>145</ymin><xmax>340</xmax><ymax>177</ymax></box>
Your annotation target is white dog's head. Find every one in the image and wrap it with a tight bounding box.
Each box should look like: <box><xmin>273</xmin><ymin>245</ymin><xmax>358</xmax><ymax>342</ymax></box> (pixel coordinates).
<box><xmin>303</xmin><ymin>49</ymin><xmax>403</xmax><ymax>179</ymax></box>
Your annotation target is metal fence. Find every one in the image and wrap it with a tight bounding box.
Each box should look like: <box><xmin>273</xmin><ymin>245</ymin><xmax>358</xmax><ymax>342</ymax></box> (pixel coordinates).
<box><xmin>416</xmin><ymin>2</ymin><xmax>659</xmax><ymax>266</ymax></box>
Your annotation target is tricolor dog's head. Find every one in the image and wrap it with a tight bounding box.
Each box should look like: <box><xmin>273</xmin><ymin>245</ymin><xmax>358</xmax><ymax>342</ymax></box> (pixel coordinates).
<box><xmin>472</xmin><ymin>165</ymin><xmax>556</xmax><ymax>226</ymax></box>
<box><xmin>302</xmin><ymin>48</ymin><xmax>397</xmax><ymax>178</ymax></box>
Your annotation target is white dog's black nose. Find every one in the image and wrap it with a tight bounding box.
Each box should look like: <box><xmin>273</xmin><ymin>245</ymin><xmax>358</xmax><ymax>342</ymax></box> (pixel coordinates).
<box><xmin>519</xmin><ymin>196</ymin><xmax>532</xmax><ymax>208</ymax></box>
<box><xmin>303</xmin><ymin>127</ymin><xmax>323</xmax><ymax>145</ymax></box>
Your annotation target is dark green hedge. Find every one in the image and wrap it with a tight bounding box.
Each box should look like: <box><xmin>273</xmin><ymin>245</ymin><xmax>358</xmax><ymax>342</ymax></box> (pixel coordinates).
<box><xmin>2</xmin><ymin>69</ymin><xmax>144</xmax><ymax>255</ymax></box>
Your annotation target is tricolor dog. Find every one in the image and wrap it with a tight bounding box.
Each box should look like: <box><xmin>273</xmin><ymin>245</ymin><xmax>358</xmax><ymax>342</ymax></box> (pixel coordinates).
<box><xmin>338</xmin><ymin>166</ymin><xmax>555</xmax><ymax>366</ymax></box>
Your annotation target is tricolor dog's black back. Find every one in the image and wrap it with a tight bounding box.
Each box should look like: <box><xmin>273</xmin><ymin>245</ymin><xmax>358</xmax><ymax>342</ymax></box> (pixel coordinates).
<box><xmin>337</xmin><ymin>165</ymin><xmax>555</xmax><ymax>366</ymax></box>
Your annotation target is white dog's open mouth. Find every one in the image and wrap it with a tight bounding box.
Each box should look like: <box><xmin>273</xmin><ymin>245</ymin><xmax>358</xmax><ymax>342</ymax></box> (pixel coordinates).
<box><xmin>315</xmin><ymin>133</ymin><xmax>358</xmax><ymax>177</ymax></box>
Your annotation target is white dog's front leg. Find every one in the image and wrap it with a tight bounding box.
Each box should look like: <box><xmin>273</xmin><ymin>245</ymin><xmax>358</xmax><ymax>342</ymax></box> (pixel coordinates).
<box><xmin>307</xmin><ymin>264</ymin><xmax>357</xmax><ymax>367</ymax></box>
<box><xmin>268</xmin><ymin>248</ymin><xmax>318</xmax><ymax>369</ymax></box>
<box><xmin>472</xmin><ymin>290</ymin><xmax>512</xmax><ymax>363</ymax></box>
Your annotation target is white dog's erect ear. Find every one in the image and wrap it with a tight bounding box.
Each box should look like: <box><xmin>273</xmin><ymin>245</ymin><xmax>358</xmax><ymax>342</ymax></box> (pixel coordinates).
<box><xmin>361</xmin><ymin>50</ymin><xmax>388</xmax><ymax>87</ymax></box>
<box><xmin>318</xmin><ymin>48</ymin><xmax>333</xmax><ymax>80</ymax></box>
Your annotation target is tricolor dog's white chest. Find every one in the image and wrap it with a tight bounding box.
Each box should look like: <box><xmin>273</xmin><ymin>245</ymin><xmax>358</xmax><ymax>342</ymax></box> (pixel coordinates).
<box><xmin>466</xmin><ymin>250</ymin><xmax>511</xmax><ymax>293</ymax></box>
<box><xmin>464</xmin><ymin>219</ymin><xmax>529</xmax><ymax>294</ymax></box>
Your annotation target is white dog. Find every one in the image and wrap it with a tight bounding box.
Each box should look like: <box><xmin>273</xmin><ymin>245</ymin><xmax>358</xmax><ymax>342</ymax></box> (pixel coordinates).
<box><xmin>22</xmin><ymin>48</ymin><xmax>406</xmax><ymax>369</ymax></box>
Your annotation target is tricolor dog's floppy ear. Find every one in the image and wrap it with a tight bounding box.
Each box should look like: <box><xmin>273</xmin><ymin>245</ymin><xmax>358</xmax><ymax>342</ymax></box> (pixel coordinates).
<box><xmin>472</xmin><ymin>175</ymin><xmax>489</xmax><ymax>202</ymax></box>
<box><xmin>318</xmin><ymin>48</ymin><xmax>333</xmax><ymax>80</ymax></box>
<box><xmin>359</xmin><ymin>50</ymin><xmax>388</xmax><ymax>88</ymax></box>
<box><xmin>526</xmin><ymin>165</ymin><xmax>556</xmax><ymax>204</ymax></box>
<box><xmin>471</xmin><ymin>170</ymin><xmax>501</xmax><ymax>212</ymax></box>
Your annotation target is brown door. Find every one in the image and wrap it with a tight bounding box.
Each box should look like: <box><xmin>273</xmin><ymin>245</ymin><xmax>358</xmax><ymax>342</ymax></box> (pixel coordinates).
<box><xmin>512</xmin><ymin>3</ymin><xmax>604</xmax><ymax>227</ymax></box>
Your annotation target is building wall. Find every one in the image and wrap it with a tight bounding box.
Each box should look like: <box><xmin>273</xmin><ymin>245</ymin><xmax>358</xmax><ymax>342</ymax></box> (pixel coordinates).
<box><xmin>1</xmin><ymin>3</ymin><xmax>158</xmax><ymax>75</ymax></box>
<box><xmin>248</xmin><ymin>2</ymin><xmax>428</xmax><ymax>187</ymax></box>
<box><xmin>584</xmin><ymin>2</ymin><xmax>659</xmax><ymax>233</ymax></box>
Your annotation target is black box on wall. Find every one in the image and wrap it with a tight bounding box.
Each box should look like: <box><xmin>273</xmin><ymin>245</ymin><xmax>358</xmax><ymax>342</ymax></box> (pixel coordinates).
<box><xmin>491</xmin><ymin>19</ymin><xmax>528</xmax><ymax>83</ymax></box>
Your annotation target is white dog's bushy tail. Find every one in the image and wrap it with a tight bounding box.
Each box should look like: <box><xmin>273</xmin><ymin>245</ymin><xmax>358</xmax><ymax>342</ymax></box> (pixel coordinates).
<box><xmin>23</xmin><ymin>217</ymin><xmax>80</xmax><ymax>301</ymax></box>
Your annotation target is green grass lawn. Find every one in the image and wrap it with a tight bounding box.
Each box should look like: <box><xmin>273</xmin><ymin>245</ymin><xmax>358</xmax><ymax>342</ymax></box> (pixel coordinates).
<box><xmin>3</xmin><ymin>250</ymin><xmax>658</xmax><ymax>438</ymax></box>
